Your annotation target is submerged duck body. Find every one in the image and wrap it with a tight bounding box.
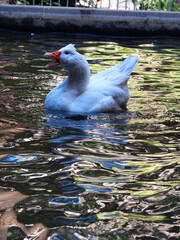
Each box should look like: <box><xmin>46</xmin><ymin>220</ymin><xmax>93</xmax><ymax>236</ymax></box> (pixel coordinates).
<box><xmin>45</xmin><ymin>44</ymin><xmax>137</xmax><ymax>113</ymax></box>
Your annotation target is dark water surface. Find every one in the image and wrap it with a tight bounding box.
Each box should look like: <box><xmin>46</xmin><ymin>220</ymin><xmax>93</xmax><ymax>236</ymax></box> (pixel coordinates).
<box><xmin>0</xmin><ymin>31</ymin><xmax>179</xmax><ymax>239</ymax></box>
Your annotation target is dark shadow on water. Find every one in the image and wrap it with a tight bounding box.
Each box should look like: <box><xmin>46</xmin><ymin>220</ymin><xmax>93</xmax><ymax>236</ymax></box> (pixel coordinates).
<box><xmin>0</xmin><ymin>31</ymin><xmax>179</xmax><ymax>239</ymax></box>
<box><xmin>44</xmin><ymin>110</ymin><xmax>130</xmax><ymax>147</ymax></box>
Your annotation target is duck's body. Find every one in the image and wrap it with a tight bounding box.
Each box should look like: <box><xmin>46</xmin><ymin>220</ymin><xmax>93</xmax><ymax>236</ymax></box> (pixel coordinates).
<box><xmin>45</xmin><ymin>44</ymin><xmax>137</xmax><ymax>113</ymax></box>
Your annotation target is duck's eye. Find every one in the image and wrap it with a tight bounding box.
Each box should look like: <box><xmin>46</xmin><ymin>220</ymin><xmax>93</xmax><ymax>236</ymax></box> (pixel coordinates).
<box><xmin>64</xmin><ymin>51</ymin><xmax>69</xmax><ymax>55</ymax></box>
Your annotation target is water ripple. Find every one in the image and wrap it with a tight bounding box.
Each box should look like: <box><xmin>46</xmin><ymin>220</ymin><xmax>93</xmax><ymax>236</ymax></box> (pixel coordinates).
<box><xmin>0</xmin><ymin>32</ymin><xmax>179</xmax><ymax>239</ymax></box>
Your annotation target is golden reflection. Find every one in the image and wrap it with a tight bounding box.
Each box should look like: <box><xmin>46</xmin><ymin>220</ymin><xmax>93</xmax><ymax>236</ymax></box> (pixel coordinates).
<box><xmin>0</xmin><ymin>33</ymin><xmax>179</xmax><ymax>239</ymax></box>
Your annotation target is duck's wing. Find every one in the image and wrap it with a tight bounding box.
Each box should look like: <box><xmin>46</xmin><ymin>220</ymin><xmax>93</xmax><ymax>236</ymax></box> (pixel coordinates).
<box><xmin>89</xmin><ymin>56</ymin><xmax>138</xmax><ymax>88</ymax></box>
<box><xmin>71</xmin><ymin>56</ymin><xmax>138</xmax><ymax>113</ymax></box>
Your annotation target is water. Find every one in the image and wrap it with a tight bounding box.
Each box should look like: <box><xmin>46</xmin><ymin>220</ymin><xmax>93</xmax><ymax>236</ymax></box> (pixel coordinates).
<box><xmin>0</xmin><ymin>31</ymin><xmax>179</xmax><ymax>239</ymax></box>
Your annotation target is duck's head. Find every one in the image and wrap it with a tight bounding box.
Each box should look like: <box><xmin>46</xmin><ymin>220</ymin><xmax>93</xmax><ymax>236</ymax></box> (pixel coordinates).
<box><xmin>45</xmin><ymin>44</ymin><xmax>87</xmax><ymax>71</ymax></box>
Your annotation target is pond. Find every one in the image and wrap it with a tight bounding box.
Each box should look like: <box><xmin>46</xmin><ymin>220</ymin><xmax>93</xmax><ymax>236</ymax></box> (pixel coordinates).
<box><xmin>0</xmin><ymin>31</ymin><xmax>179</xmax><ymax>239</ymax></box>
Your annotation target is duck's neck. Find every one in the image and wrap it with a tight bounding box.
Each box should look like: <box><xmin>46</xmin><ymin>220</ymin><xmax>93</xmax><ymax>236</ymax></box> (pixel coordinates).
<box><xmin>66</xmin><ymin>60</ymin><xmax>90</xmax><ymax>94</ymax></box>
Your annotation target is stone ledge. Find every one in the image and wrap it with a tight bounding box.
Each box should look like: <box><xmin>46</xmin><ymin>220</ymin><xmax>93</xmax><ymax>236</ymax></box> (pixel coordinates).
<box><xmin>0</xmin><ymin>5</ymin><xmax>180</xmax><ymax>36</ymax></box>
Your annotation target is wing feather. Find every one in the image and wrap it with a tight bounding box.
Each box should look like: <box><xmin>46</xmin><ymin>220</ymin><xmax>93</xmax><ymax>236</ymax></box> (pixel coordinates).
<box><xmin>90</xmin><ymin>56</ymin><xmax>138</xmax><ymax>88</ymax></box>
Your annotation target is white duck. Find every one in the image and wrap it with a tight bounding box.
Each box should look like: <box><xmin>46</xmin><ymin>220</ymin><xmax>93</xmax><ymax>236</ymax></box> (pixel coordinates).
<box><xmin>44</xmin><ymin>44</ymin><xmax>137</xmax><ymax>113</ymax></box>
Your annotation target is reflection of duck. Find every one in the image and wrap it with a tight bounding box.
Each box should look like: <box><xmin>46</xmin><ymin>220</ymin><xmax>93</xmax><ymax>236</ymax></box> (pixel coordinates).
<box><xmin>45</xmin><ymin>111</ymin><xmax>129</xmax><ymax>149</ymax></box>
<box><xmin>45</xmin><ymin>44</ymin><xmax>137</xmax><ymax>113</ymax></box>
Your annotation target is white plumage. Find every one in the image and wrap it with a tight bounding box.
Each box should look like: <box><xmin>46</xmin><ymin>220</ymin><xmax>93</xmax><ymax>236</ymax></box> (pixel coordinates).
<box><xmin>44</xmin><ymin>44</ymin><xmax>137</xmax><ymax>113</ymax></box>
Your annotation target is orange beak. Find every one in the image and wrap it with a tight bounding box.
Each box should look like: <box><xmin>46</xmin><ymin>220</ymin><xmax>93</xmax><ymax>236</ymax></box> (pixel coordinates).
<box><xmin>45</xmin><ymin>50</ymin><xmax>61</xmax><ymax>68</ymax></box>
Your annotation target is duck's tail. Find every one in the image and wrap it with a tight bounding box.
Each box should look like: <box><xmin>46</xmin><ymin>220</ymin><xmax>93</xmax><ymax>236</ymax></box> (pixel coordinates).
<box><xmin>120</xmin><ymin>55</ymin><xmax>138</xmax><ymax>77</ymax></box>
<box><xmin>90</xmin><ymin>55</ymin><xmax>138</xmax><ymax>88</ymax></box>
<box><xmin>115</xmin><ymin>55</ymin><xmax>137</xmax><ymax>88</ymax></box>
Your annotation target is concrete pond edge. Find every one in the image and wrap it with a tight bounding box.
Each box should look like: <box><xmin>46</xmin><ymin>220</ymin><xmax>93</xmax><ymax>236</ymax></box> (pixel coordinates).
<box><xmin>0</xmin><ymin>4</ymin><xmax>180</xmax><ymax>36</ymax></box>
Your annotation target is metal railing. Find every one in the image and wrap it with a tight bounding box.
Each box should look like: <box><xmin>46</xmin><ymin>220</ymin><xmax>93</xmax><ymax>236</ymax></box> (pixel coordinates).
<box><xmin>6</xmin><ymin>0</ymin><xmax>180</xmax><ymax>11</ymax></box>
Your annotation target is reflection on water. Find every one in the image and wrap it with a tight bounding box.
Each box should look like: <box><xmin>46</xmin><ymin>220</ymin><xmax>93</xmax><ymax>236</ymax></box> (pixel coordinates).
<box><xmin>0</xmin><ymin>31</ymin><xmax>179</xmax><ymax>239</ymax></box>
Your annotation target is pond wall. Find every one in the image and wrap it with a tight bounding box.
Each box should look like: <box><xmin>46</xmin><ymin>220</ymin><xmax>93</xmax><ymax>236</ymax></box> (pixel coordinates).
<box><xmin>0</xmin><ymin>4</ymin><xmax>180</xmax><ymax>36</ymax></box>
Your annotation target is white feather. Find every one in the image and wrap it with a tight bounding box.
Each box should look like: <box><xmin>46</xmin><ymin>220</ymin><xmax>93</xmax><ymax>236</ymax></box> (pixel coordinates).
<box><xmin>45</xmin><ymin>44</ymin><xmax>138</xmax><ymax>113</ymax></box>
